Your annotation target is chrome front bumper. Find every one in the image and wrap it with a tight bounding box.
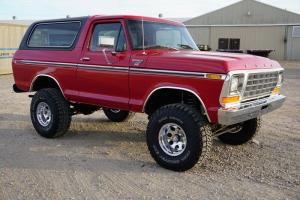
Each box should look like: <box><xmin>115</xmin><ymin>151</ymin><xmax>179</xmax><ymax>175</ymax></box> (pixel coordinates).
<box><xmin>218</xmin><ymin>95</ymin><xmax>286</xmax><ymax>125</ymax></box>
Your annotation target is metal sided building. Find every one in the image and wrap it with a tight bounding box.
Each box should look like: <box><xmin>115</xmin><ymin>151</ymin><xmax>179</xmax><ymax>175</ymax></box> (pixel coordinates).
<box><xmin>0</xmin><ymin>21</ymin><xmax>29</xmax><ymax>74</ymax></box>
<box><xmin>184</xmin><ymin>0</ymin><xmax>300</xmax><ymax>60</ymax></box>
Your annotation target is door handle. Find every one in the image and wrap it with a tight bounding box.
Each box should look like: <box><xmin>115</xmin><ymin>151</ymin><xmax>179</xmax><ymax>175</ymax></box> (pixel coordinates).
<box><xmin>80</xmin><ymin>57</ymin><xmax>90</xmax><ymax>61</ymax></box>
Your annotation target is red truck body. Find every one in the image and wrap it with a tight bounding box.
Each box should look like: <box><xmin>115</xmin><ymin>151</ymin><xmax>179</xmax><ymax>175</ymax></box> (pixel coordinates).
<box><xmin>12</xmin><ymin>15</ymin><xmax>283</xmax><ymax>124</ymax></box>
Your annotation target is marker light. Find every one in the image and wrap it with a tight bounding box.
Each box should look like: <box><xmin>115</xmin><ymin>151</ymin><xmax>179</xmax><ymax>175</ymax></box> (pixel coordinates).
<box><xmin>272</xmin><ymin>86</ymin><xmax>281</xmax><ymax>95</ymax></box>
<box><xmin>222</xmin><ymin>95</ymin><xmax>240</xmax><ymax>103</ymax></box>
<box><xmin>206</xmin><ymin>73</ymin><xmax>223</xmax><ymax>80</ymax></box>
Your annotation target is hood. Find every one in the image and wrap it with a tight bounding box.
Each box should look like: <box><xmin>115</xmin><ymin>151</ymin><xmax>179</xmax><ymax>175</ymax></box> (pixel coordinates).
<box><xmin>145</xmin><ymin>50</ymin><xmax>282</xmax><ymax>74</ymax></box>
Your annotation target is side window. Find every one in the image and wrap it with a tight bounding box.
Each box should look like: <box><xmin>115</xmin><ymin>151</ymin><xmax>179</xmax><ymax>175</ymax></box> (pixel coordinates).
<box><xmin>89</xmin><ymin>23</ymin><xmax>126</xmax><ymax>52</ymax></box>
<box><xmin>116</xmin><ymin>28</ymin><xmax>126</xmax><ymax>52</ymax></box>
<box><xmin>28</xmin><ymin>22</ymin><xmax>81</xmax><ymax>48</ymax></box>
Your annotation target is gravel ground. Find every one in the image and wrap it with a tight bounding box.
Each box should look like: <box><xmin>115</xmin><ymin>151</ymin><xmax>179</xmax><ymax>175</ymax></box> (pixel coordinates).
<box><xmin>0</xmin><ymin>61</ymin><xmax>299</xmax><ymax>200</ymax></box>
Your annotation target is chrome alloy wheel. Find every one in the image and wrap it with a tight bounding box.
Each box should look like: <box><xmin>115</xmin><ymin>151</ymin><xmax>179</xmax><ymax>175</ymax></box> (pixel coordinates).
<box><xmin>158</xmin><ymin>123</ymin><xmax>187</xmax><ymax>156</ymax></box>
<box><xmin>36</xmin><ymin>102</ymin><xmax>52</xmax><ymax>127</ymax></box>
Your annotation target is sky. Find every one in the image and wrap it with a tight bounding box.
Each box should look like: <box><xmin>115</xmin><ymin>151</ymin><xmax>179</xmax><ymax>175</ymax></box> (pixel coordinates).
<box><xmin>0</xmin><ymin>0</ymin><xmax>300</xmax><ymax>20</ymax></box>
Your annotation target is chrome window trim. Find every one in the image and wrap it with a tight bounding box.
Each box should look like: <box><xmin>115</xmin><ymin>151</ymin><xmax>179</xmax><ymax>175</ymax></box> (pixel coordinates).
<box><xmin>142</xmin><ymin>86</ymin><xmax>211</xmax><ymax>122</ymax></box>
<box><xmin>27</xmin><ymin>21</ymin><xmax>82</xmax><ymax>48</ymax></box>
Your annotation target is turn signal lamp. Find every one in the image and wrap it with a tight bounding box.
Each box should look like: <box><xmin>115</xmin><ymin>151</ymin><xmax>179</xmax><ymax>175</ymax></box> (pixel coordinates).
<box><xmin>206</xmin><ymin>73</ymin><xmax>223</xmax><ymax>80</ymax></box>
<box><xmin>272</xmin><ymin>86</ymin><xmax>281</xmax><ymax>95</ymax></box>
<box><xmin>221</xmin><ymin>95</ymin><xmax>240</xmax><ymax>104</ymax></box>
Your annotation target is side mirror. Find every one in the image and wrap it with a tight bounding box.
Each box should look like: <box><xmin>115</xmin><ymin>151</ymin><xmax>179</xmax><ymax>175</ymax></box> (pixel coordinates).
<box><xmin>98</xmin><ymin>36</ymin><xmax>115</xmax><ymax>49</ymax></box>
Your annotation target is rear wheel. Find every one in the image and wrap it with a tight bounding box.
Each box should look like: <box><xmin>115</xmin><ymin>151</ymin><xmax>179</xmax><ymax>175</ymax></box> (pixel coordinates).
<box><xmin>30</xmin><ymin>88</ymin><xmax>71</xmax><ymax>138</ymax></box>
<box><xmin>103</xmin><ymin>108</ymin><xmax>133</xmax><ymax>122</ymax></box>
<box><xmin>146</xmin><ymin>104</ymin><xmax>212</xmax><ymax>171</ymax></box>
<box><xmin>218</xmin><ymin>118</ymin><xmax>261</xmax><ymax>145</ymax></box>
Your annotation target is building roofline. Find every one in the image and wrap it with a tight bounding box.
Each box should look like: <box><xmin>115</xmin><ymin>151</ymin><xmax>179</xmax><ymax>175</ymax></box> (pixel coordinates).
<box><xmin>0</xmin><ymin>22</ymin><xmax>29</xmax><ymax>27</ymax></box>
<box><xmin>185</xmin><ymin>23</ymin><xmax>300</xmax><ymax>27</ymax></box>
<box><xmin>252</xmin><ymin>0</ymin><xmax>300</xmax><ymax>17</ymax></box>
<box><xmin>183</xmin><ymin>1</ymin><xmax>239</xmax><ymax>23</ymax></box>
<box><xmin>184</xmin><ymin>0</ymin><xmax>300</xmax><ymax>24</ymax></box>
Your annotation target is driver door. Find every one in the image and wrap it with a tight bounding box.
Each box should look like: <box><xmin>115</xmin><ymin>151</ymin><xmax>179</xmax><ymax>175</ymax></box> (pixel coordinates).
<box><xmin>77</xmin><ymin>20</ymin><xmax>130</xmax><ymax>110</ymax></box>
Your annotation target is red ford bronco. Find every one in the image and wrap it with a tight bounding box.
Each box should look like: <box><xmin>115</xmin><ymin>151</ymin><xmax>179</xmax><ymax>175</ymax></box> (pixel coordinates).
<box><xmin>12</xmin><ymin>15</ymin><xmax>285</xmax><ymax>171</ymax></box>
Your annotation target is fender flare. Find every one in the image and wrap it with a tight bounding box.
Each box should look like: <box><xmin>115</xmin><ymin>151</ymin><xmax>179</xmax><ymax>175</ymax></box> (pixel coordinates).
<box><xmin>142</xmin><ymin>86</ymin><xmax>211</xmax><ymax>122</ymax></box>
<box><xmin>29</xmin><ymin>74</ymin><xmax>65</xmax><ymax>97</ymax></box>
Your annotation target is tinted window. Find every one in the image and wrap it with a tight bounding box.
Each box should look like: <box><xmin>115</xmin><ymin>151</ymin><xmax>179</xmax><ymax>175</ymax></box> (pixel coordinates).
<box><xmin>28</xmin><ymin>21</ymin><xmax>81</xmax><ymax>48</ymax></box>
<box><xmin>89</xmin><ymin>23</ymin><xmax>126</xmax><ymax>52</ymax></box>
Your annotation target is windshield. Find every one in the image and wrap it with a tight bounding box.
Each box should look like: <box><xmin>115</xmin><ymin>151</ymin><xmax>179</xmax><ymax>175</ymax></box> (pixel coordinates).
<box><xmin>126</xmin><ymin>20</ymin><xmax>199</xmax><ymax>51</ymax></box>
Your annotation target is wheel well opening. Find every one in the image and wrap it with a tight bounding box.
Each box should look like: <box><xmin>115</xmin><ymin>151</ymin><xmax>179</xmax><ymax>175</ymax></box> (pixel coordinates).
<box><xmin>31</xmin><ymin>76</ymin><xmax>61</xmax><ymax>92</ymax></box>
<box><xmin>144</xmin><ymin>89</ymin><xmax>205</xmax><ymax>117</ymax></box>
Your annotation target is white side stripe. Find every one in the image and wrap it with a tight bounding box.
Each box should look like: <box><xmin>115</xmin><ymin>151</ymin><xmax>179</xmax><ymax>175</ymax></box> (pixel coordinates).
<box><xmin>17</xmin><ymin>60</ymin><xmax>226</xmax><ymax>80</ymax></box>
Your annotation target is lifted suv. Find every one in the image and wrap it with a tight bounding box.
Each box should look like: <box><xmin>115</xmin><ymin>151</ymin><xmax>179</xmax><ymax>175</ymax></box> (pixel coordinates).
<box><xmin>12</xmin><ymin>15</ymin><xmax>285</xmax><ymax>171</ymax></box>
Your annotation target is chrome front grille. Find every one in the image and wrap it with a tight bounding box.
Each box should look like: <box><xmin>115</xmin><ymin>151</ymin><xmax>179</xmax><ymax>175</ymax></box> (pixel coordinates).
<box><xmin>243</xmin><ymin>72</ymin><xmax>278</xmax><ymax>100</ymax></box>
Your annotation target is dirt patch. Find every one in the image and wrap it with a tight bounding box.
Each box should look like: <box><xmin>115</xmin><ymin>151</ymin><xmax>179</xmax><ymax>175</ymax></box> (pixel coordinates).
<box><xmin>0</xmin><ymin>62</ymin><xmax>299</xmax><ymax>199</ymax></box>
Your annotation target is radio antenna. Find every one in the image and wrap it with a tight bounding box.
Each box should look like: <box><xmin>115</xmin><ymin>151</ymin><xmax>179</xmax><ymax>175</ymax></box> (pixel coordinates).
<box><xmin>142</xmin><ymin>17</ymin><xmax>146</xmax><ymax>55</ymax></box>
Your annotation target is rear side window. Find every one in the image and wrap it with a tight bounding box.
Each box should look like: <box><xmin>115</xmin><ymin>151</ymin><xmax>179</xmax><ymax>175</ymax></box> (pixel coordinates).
<box><xmin>28</xmin><ymin>21</ymin><xmax>81</xmax><ymax>48</ymax></box>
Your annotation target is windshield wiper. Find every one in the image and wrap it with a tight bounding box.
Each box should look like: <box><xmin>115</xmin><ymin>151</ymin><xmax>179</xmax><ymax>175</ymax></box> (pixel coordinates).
<box><xmin>177</xmin><ymin>44</ymin><xmax>196</xmax><ymax>50</ymax></box>
<box><xmin>144</xmin><ymin>45</ymin><xmax>178</xmax><ymax>51</ymax></box>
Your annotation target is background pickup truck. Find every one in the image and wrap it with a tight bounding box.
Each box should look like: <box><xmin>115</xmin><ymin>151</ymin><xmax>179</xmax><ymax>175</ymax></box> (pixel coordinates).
<box><xmin>12</xmin><ymin>15</ymin><xmax>285</xmax><ymax>171</ymax></box>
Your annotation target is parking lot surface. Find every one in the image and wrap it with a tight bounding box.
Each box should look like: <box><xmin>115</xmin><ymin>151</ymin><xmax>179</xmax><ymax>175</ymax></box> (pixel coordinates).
<box><xmin>0</xmin><ymin>61</ymin><xmax>299</xmax><ymax>199</ymax></box>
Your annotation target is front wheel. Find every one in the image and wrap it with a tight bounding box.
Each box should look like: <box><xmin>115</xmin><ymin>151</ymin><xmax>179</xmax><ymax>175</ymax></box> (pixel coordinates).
<box><xmin>30</xmin><ymin>88</ymin><xmax>71</xmax><ymax>138</ymax></box>
<box><xmin>218</xmin><ymin>118</ymin><xmax>261</xmax><ymax>145</ymax></box>
<box><xmin>103</xmin><ymin>108</ymin><xmax>133</xmax><ymax>122</ymax></box>
<box><xmin>146</xmin><ymin>104</ymin><xmax>212</xmax><ymax>171</ymax></box>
